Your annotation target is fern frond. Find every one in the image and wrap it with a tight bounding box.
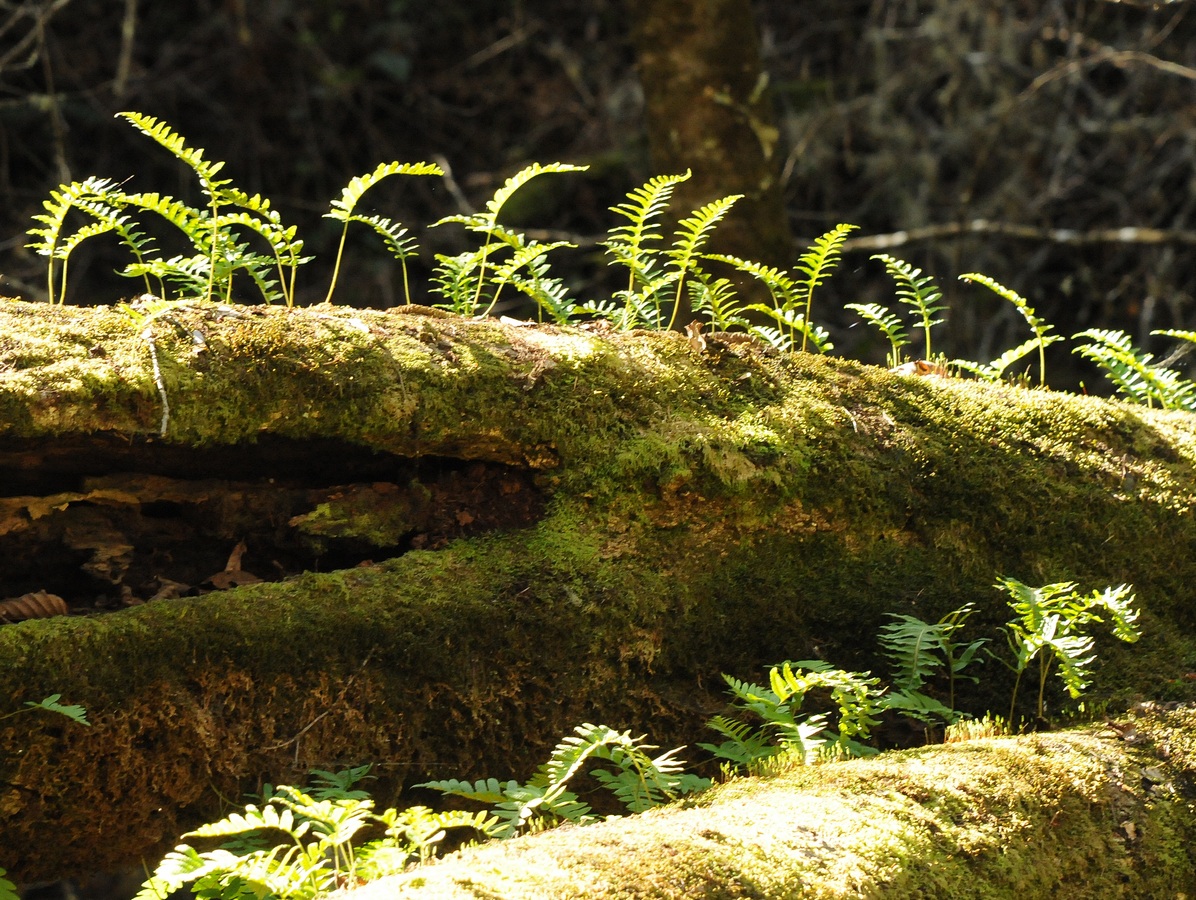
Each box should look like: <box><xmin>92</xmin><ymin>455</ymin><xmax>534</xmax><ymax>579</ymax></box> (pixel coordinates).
<box><xmin>117</xmin><ymin>111</ymin><xmax>231</xmax><ymax>194</ymax></box>
<box><xmin>323</xmin><ymin>161</ymin><xmax>442</xmax><ymax>303</ymax></box>
<box><xmin>878</xmin><ymin>615</ymin><xmax>946</xmax><ymax>693</ymax></box>
<box><xmin>710</xmin><ymin>255</ymin><xmax>800</xmax><ymax>309</ymax></box>
<box><xmin>1073</xmin><ymin>328</ymin><xmax>1196</xmax><ymax>411</ymax></box>
<box><xmin>664</xmin><ymin>194</ymin><xmax>742</xmax><ymax>330</ymax></box>
<box><xmin>602</xmin><ymin>172</ymin><xmax>691</xmax><ymax>327</ymax></box>
<box><xmin>429</xmin><ymin>162</ymin><xmax>587</xmax><ymax>315</ymax></box>
<box><xmin>794</xmin><ymin>223</ymin><xmax>857</xmax><ymax>351</ymax></box>
<box><xmin>960</xmin><ymin>272</ymin><xmax>1057</xmax><ymax>385</ymax></box>
<box><xmin>326</xmin><ymin>160</ymin><xmax>444</xmax><ymax>222</ymax></box>
<box><xmin>26</xmin><ymin>176</ymin><xmax>121</xmax><ymax>303</ymax></box>
<box><xmin>872</xmin><ymin>254</ymin><xmax>945</xmax><ymax>358</ymax></box>
<box><xmin>744</xmin><ymin>305</ymin><xmax>833</xmax><ymax>354</ymax></box>
<box><xmin>688</xmin><ymin>269</ymin><xmax>746</xmax><ymax>331</ymax></box>
<box><xmin>845</xmin><ymin>301</ymin><xmax>909</xmax><ymax>367</ymax></box>
<box><xmin>951</xmin><ymin>336</ymin><xmax>1054</xmax><ymax>384</ymax></box>
<box><xmin>1155</xmin><ymin>328</ymin><xmax>1196</xmax><ymax>346</ymax></box>
<box><xmin>484</xmin><ymin>161</ymin><xmax>589</xmax><ymax>220</ymax></box>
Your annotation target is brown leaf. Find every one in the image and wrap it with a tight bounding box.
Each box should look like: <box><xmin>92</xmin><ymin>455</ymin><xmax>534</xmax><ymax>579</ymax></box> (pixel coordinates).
<box><xmin>0</xmin><ymin>590</ymin><xmax>70</xmax><ymax>623</ymax></box>
<box><xmin>204</xmin><ymin>570</ymin><xmax>264</xmax><ymax>591</ymax></box>
<box><xmin>224</xmin><ymin>539</ymin><xmax>248</xmax><ymax>572</ymax></box>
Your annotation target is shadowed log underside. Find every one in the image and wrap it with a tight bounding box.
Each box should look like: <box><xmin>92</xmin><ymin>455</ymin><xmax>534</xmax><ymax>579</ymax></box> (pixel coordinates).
<box><xmin>0</xmin><ymin>298</ymin><xmax>1193</xmax><ymax>887</ymax></box>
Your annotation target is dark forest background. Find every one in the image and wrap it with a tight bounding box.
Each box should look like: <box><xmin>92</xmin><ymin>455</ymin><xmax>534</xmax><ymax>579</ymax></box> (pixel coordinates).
<box><xmin>3</xmin><ymin>0</ymin><xmax>1196</xmax><ymax>389</ymax></box>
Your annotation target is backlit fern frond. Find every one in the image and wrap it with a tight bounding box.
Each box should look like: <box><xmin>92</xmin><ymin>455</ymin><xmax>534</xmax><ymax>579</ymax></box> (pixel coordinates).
<box><xmin>117</xmin><ymin>111</ymin><xmax>231</xmax><ymax>195</ymax></box>
<box><xmin>1073</xmin><ymin>328</ymin><xmax>1196</xmax><ymax>411</ymax></box>
<box><xmin>872</xmin><ymin>254</ymin><xmax>945</xmax><ymax>358</ymax></box>
<box><xmin>794</xmin><ymin>223</ymin><xmax>857</xmax><ymax>351</ymax></box>
<box><xmin>324</xmin><ymin>160</ymin><xmax>443</xmax><ymax>303</ymax></box>
<box><xmin>960</xmin><ymin>272</ymin><xmax>1057</xmax><ymax>385</ymax></box>
<box><xmin>664</xmin><ymin>193</ymin><xmax>742</xmax><ymax>330</ymax></box>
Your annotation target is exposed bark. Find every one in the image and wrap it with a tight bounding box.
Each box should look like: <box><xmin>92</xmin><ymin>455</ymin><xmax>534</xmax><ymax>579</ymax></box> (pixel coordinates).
<box><xmin>344</xmin><ymin>705</ymin><xmax>1196</xmax><ymax>899</ymax></box>
<box><xmin>0</xmin><ymin>298</ymin><xmax>1195</xmax><ymax>883</ymax></box>
<box><xmin>625</xmin><ymin>0</ymin><xmax>793</xmax><ymax>307</ymax></box>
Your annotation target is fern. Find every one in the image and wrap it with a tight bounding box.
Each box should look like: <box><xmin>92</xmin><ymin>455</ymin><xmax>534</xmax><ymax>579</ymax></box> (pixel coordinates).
<box><xmin>959</xmin><ymin>273</ymin><xmax>1059</xmax><ymax>386</ymax></box>
<box><xmin>951</xmin><ymin>337</ymin><xmax>1045</xmax><ymax>384</ymax></box>
<box><xmin>685</xmin><ymin>270</ymin><xmax>746</xmax><ymax>332</ymax></box>
<box><xmin>663</xmin><ymin>194</ymin><xmax>743</xmax><ymax>330</ymax></box>
<box><xmin>872</xmin><ymin>254</ymin><xmax>945</xmax><ymax>359</ymax></box>
<box><xmin>420</xmin><ymin>723</ymin><xmax>707</xmax><ymax>838</ymax></box>
<box><xmin>324</xmin><ymin>160</ymin><xmax>443</xmax><ymax>304</ymax></box>
<box><xmin>431</xmin><ymin>162</ymin><xmax>587</xmax><ymax>317</ymax></box>
<box><xmin>137</xmin><ymin>773</ymin><xmax>498</xmax><ymax>900</ymax></box>
<box><xmin>710</xmin><ymin>225</ymin><xmax>855</xmax><ymax>353</ymax></box>
<box><xmin>1072</xmin><ymin>328</ymin><xmax>1196</xmax><ymax>411</ymax></box>
<box><xmin>845</xmin><ymin>301</ymin><xmax>909</xmax><ymax>367</ymax></box>
<box><xmin>118</xmin><ymin>111</ymin><xmax>236</xmax><ymax>302</ymax></box>
<box><xmin>603</xmin><ymin>171</ymin><xmax>690</xmax><ymax>328</ymax></box>
<box><xmin>878</xmin><ymin>603</ymin><xmax>985</xmax><ymax>717</ymax></box>
<box><xmin>997</xmin><ymin>576</ymin><xmax>1139</xmax><ymax>723</ymax></box>
<box><xmin>793</xmin><ymin>224</ymin><xmax>857</xmax><ymax>352</ymax></box>
<box><xmin>26</xmin><ymin>176</ymin><xmax>125</xmax><ymax>303</ymax></box>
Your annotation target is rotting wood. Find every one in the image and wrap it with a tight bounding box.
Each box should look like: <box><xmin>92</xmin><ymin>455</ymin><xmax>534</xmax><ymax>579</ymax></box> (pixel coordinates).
<box><xmin>0</xmin><ymin>298</ymin><xmax>1194</xmax><ymax>883</ymax></box>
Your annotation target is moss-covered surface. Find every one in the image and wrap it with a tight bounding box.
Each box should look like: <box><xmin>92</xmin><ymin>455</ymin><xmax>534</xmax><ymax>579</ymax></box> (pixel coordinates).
<box><xmin>0</xmin><ymin>298</ymin><xmax>1194</xmax><ymax>882</ymax></box>
<box><xmin>346</xmin><ymin>705</ymin><xmax>1196</xmax><ymax>899</ymax></box>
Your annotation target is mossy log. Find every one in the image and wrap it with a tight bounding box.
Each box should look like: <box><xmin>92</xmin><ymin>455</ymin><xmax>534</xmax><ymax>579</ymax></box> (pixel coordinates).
<box><xmin>345</xmin><ymin>705</ymin><xmax>1196</xmax><ymax>899</ymax></box>
<box><xmin>0</xmin><ymin>298</ymin><xmax>1194</xmax><ymax>883</ymax></box>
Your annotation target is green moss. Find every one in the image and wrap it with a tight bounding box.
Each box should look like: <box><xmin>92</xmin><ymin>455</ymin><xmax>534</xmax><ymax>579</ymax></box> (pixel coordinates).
<box><xmin>350</xmin><ymin>709</ymin><xmax>1196</xmax><ymax>898</ymax></box>
<box><xmin>3</xmin><ymin>299</ymin><xmax>1196</xmax><ymax>881</ymax></box>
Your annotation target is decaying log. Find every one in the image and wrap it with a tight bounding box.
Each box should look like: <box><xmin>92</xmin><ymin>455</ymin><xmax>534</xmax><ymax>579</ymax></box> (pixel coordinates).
<box><xmin>0</xmin><ymin>298</ymin><xmax>1194</xmax><ymax>883</ymax></box>
<box><xmin>344</xmin><ymin>705</ymin><xmax>1196</xmax><ymax>899</ymax></box>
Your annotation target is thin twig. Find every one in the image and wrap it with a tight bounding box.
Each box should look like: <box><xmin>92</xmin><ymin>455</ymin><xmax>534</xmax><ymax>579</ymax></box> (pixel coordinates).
<box><xmin>837</xmin><ymin>220</ymin><xmax>1196</xmax><ymax>253</ymax></box>
<box><xmin>259</xmin><ymin>648</ymin><xmax>378</xmax><ymax>766</ymax></box>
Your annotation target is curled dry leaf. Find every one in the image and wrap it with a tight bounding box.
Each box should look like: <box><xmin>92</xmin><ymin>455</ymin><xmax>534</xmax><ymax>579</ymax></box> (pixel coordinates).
<box><xmin>0</xmin><ymin>590</ymin><xmax>70</xmax><ymax>623</ymax></box>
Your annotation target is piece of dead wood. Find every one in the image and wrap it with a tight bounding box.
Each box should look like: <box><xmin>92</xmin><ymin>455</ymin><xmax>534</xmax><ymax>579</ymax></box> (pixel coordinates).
<box><xmin>0</xmin><ymin>590</ymin><xmax>69</xmax><ymax>623</ymax></box>
<box><xmin>202</xmin><ymin>540</ymin><xmax>264</xmax><ymax>591</ymax></box>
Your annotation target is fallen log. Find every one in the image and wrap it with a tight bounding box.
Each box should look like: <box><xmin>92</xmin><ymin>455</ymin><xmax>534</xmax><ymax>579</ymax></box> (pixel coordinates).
<box><xmin>343</xmin><ymin>705</ymin><xmax>1196</xmax><ymax>899</ymax></box>
<box><xmin>0</xmin><ymin>298</ymin><xmax>1194</xmax><ymax>882</ymax></box>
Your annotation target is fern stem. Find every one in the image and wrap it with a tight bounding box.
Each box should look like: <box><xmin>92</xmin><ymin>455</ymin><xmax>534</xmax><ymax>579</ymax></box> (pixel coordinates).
<box><xmin>472</xmin><ymin>236</ymin><xmax>494</xmax><ymax>316</ymax></box>
<box><xmin>666</xmin><ymin>275</ymin><xmax>686</xmax><ymax>332</ymax></box>
<box><xmin>1008</xmin><ymin>667</ymin><xmax>1022</xmax><ymax>726</ymax></box>
<box><xmin>325</xmin><ymin>223</ymin><xmax>351</xmax><ymax>304</ymax></box>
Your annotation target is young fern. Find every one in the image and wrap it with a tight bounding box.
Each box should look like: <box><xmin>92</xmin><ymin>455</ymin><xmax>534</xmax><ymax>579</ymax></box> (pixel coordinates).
<box><xmin>26</xmin><ymin>176</ymin><xmax>126</xmax><ymax>304</ymax></box>
<box><xmin>419</xmin><ymin>723</ymin><xmax>707</xmax><ymax>838</ymax></box>
<box><xmin>1072</xmin><ymin>328</ymin><xmax>1196</xmax><ymax>411</ymax></box>
<box><xmin>951</xmin><ymin>337</ymin><xmax>1044</xmax><ymax>384</ymax></box>
<box><xmin>794</xmin><ymin>223</ymin><xmax>857</xmax><ymax>352</ymax></box>
<box><xmin>959</xmin><ymin>273</ymin><xmax>1059</xmax><ymax>386</ymax></box>
<box><xmin>872</xmin><ymin>254</ymin><xmax>945</xmax><ymax>359</ymax></box>
<box><xmin>997</xmin><ymin>576</ymin><xmax>1139</xmax><ymax>724</ymax></box>
<box><xmin>604</xmin><ymin>171</ymin><xmax>691</xmax><ymax>328</ymax></box>
<box><xmin>878</xmin><ymin>603</ymin><xmax>985</xmax><ymax>719</ymax></box>
<box><xmin>707</xmin><ymin>256</ymin><xmax>832</xmax><ymax>353</ymax></box>
<box><xmin>845</xmin><ymin>301</ymin><xmax>909</xmax><ymax>367</ymax></box>
<box><xmin>117</xmin><ymin>111</ymin><xmax>233</xmax><ymax>302</ymax></box>
<box><xmin>431</xmin><ymin>161</ymin><xmax>587</xmax><ymax>317</ymax></box>
<box><xmin>324</xmin><ymin>160</ymin><xmax>444</xmax><ymax>304</ymax></box>
<box><xmin>664</xmin><ymin>193</ymin><xmax>743</xmax><ymax>331</ymax></box>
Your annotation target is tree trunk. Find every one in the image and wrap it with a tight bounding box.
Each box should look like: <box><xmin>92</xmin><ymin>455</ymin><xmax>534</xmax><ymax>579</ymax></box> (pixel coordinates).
<box><xmin>625</xmin><ymin>0</ymin><xmax>793</xmax><ymax>311</ymax></box>
<box><xmin>0</xmin><ymin>299</ymin><xmax>1194</xmax><ymax>882</ymax></box>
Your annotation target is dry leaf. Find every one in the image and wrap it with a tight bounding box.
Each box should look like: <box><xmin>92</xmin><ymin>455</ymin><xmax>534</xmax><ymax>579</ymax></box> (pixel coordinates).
<box><xmin>0</xmin><ymin>590</ymin><xmax>70</xmax><ymax>623</ymax></box>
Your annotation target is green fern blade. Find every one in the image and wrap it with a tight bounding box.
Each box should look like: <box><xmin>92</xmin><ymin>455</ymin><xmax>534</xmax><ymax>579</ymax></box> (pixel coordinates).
<box><xmin>327</xmin><ymin>160</ymin><xmax>444</xmax><ymax>221</ymax></box>
<box><xmin>117</xmin><ymin>111</ymin><xmax>231</xmax><ymax>192</ymax></box>
<box><xmin>795</xmin><ymin>223</ymin><xmax>858</xmax><ymax>287</ymax></box>
<box><xmin>485</xmin><ymin>162</ymin><xmax>589</xmax><ymax>219</ymax></box>
<box><xmin>415</xmin><ymin>777</ymin><xmax>520</xmax><ymax>806</ymax></box>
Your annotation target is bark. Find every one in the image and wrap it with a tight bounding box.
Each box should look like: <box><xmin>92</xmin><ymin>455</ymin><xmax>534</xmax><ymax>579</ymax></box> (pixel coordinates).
<box><xmin>626</xmin><ymin>0</ymin><xmax>793</xmax><ymax>307</ymax></box>
<box><xmin>0</xmin><ymin>298</ymin><xmax>1194</xmax><ymax>883</ymax></box>
<box><xmin>344</xmin><ymin>706</ymin><xmax>1196</xmax><ymax>899</ymax></box>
